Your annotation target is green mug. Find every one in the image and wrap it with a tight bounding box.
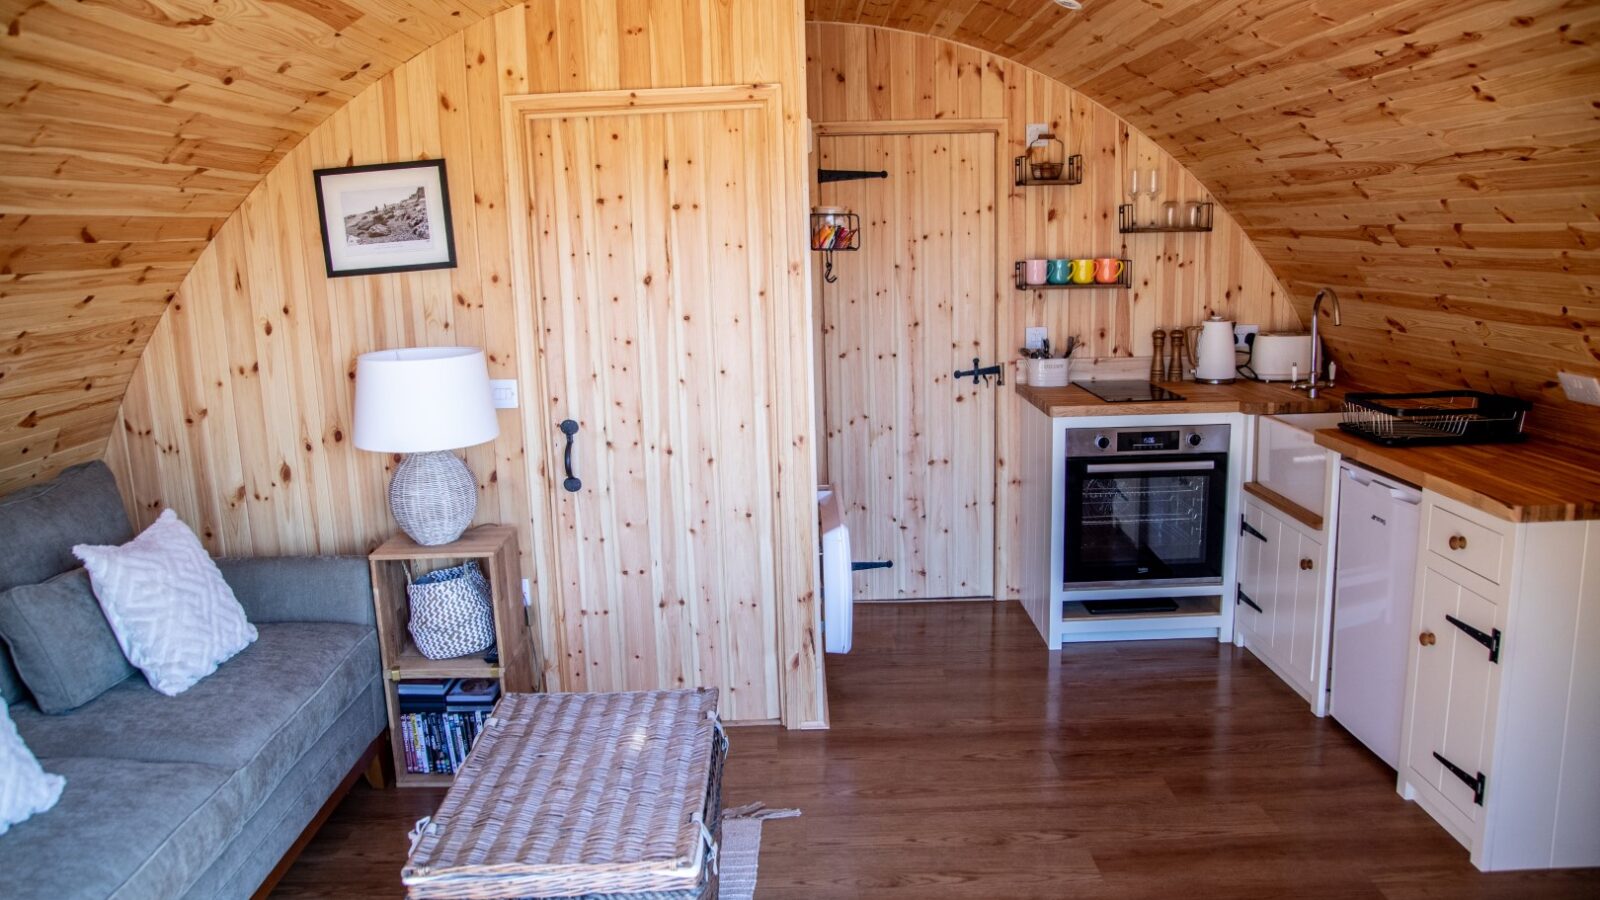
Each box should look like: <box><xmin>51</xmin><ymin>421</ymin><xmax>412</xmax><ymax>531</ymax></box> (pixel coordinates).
<box><xmin>1046</xmin><ymin>259</ymin><xmax>1070</xmax><ymax>284</ymax></box>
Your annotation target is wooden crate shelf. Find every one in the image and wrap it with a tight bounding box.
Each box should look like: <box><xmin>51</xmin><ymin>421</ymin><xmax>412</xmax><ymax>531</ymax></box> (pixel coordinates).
<box><xmin>369</xmin><ymin>525</ymin><xmax>541</xmax><ymax>787</ymax></box>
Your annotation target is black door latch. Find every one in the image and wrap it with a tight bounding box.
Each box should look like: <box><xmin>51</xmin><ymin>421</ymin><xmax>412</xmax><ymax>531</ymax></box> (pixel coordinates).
<box><xmin>953</xmin><ymin>357</ymin><xmax>1005</xmax><ymax>386</ymax></box>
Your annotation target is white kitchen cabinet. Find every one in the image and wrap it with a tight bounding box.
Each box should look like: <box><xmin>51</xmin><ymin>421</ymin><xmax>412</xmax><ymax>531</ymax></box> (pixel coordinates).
<box><xmin>1398</xmin><ymin>491</ymin><xmax>1600</xmax><ymax>871</ymax></box>
<box><xmin>1236</xmin><ymin>494</ymin><xmax>1331</xmax><ymax>712</ymax></box>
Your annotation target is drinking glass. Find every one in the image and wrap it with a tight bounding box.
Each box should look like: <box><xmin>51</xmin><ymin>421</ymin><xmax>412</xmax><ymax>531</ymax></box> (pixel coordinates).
<box><xmin>1126</xmin><ymin>169</ymin><xmax>1140</xmax><ymax>228</ymax></box>
<box><xmin>1145</xmin><ymin>168</ymin><xmax>1161</xmax><ymax>226</ymax></box>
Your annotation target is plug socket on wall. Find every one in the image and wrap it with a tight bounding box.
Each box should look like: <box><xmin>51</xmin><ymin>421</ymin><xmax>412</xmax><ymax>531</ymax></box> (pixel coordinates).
<box><xmin>1558</xmin><ymin>372</ymin><xmax>1600</xmax><ymax>406</ymax></box>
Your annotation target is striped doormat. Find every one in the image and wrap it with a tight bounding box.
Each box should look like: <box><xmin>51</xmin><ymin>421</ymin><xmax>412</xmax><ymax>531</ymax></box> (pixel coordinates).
<box><xmin>719</xmin><ymin>804</ymin><xmax>800</xmax><ymax>900</ymax></box>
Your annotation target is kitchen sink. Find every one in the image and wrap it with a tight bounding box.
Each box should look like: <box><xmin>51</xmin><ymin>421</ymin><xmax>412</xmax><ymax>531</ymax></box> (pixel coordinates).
<box><xmin>1255</xmin><ymin>413</ymin><xmax>1345</xmax><ymax>520</ymax></box>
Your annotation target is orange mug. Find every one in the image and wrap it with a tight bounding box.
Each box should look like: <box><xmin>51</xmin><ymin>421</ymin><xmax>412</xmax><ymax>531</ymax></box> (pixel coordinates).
<box><xmin>1068</xmin><ymin>258</ymin><xmax>1096</xmax><ymax>284</ymax></box>
<box><xmin>1094</xmin><ymin>258</ymin><xmax>1125</xmax><ymax>284</ymax></box>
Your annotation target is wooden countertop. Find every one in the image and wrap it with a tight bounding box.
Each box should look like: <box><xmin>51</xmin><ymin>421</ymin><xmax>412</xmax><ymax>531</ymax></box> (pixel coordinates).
<box><xmin>1312</xmin><ymin>428</ymin><xmax>1600</xmax><ymax>524</ymax></box>
<box><xmin>1015</xmin><ymin>380</ymin><xmax>1346</xmax><ymax>418</ymax></box>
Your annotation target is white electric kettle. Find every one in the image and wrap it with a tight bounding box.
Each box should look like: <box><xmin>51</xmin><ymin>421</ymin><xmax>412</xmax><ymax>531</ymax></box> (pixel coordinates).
<box><xmin>1187</xmin><ymin>315</ymin><xmax>1237</xmax><ymax>384</ymax></box>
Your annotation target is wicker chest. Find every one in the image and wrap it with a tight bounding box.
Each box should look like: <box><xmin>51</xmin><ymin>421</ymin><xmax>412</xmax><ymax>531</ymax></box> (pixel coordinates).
<box><xmin>403</xmin><ymin>689</ymin><xmax>728</xmax><ymax>900</ymax></box>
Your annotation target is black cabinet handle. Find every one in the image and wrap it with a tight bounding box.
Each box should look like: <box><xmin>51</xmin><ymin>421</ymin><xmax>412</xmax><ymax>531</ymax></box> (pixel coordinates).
<box><xmin>559</xmin><ymin>419</ymin><xmax>581</xmax><ymax>492</ymax></box>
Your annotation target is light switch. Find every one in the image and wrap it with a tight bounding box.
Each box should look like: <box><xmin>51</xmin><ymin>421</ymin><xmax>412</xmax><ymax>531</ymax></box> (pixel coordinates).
<box><xmin>490</xmin><ymin>379</ymin><xmax>519</xmax><ymax>409</ymax></box>
<box><xmin>1558</xmin><ymin>371</ymin><xmax>1600</xmax><ymax>406</ymax></box>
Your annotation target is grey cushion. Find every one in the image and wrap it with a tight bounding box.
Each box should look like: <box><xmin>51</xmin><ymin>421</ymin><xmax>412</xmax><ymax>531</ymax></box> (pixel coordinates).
<box><xmin>180</xmin><ymin>683</ymin><xmax>386</xmax><ymax>900</ymax></box>
<box><xmin>217</xmin><ymin>556</ymin><xmax>376</xmax><ymax>626</ymax></box>
<box><xmin>0</xmin><ymin>461</ymin><xmax>132</xmax><ymax>592</ymax></box>
<box><xmin>0</xmin><ymin>756</ymin><xmax>234</xmax><ymax>900</ymax></box>
<box><xmin>0</xmin><ymin>460</ymin><xmax>132</xmax><ymax>706</ymax></box>
<box><xmin>0</xmin><ymin>568</ymin><xmax>135</xmax><ymax>713</ymax></box>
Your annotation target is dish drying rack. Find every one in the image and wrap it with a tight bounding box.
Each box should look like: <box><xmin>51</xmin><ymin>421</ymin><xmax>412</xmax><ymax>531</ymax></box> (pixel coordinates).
<box><xmin>1338</xmin><ymin>391</ymin><xmax>1531</xmax><ymax>446</ymax></box>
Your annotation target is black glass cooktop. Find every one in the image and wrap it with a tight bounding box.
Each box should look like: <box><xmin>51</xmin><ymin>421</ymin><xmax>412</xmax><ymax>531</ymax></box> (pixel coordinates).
<box><xmin>1080</xmin><ymin>380</ymin><xmax>1186</xmax><ymax>403</ymax></box>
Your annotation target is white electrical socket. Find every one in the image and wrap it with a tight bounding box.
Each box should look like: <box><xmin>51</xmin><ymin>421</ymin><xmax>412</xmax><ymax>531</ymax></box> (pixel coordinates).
<box><xmin>491</xmin><ymin>379</ymin><xmax>519</xmax><ymax>409</ymax></box>
<box><xmin>1025</xmin><ymin>123</ymin><xmax>1049</xmax><ymax>146</ymax></box>
<box><xmin>1558</xmin><ymin>371</ymin><xmax>1600</xmax><ymax>406</ymax></box>
<box><xmin>1024</xmin><ymin>326</ymin><xmax>1048</xmax><ymax>350</ymax></box>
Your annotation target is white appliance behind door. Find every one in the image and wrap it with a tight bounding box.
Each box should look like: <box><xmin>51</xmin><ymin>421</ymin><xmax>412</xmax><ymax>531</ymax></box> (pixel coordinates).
<box><xmin>1331</xmin><ymin>462</ymin><xmax>1423</xmax><ymax>768</ymax></box>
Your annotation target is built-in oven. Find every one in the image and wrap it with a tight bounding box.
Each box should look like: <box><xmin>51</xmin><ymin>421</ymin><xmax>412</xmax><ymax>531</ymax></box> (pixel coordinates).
<box><xmin>1063</xmin><ymin>424</ymin><xmax>1229</xmax><ymax>588</ymax></box>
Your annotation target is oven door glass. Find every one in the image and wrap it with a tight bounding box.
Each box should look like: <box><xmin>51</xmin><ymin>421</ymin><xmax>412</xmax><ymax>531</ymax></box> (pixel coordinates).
<box><xmin>1063</xmin><ymin>454</ymin><xmax>1227</xmax><ymax>585</ymax></box>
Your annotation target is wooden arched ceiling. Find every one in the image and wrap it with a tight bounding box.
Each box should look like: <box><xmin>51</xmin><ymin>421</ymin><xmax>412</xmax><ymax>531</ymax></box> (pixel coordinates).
<box><xmin>0</xmin><ymin>0</ymin><xmax>518</xmax><ymax>488</ymax></box>
<box><xmin>1</xmin><ymin>0</ymin><xmax>1596</xmax><ymax>492</ymax></box>
<box><xmin>809</xmin><ymin>1</ymin><xmax>1600</xmax><ymax>439</ymax></box>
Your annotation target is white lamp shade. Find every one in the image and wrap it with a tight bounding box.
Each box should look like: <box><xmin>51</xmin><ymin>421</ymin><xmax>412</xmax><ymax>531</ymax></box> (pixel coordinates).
<box><xmin>353</xmin><ymin>347</ymin><xmax>500</xmax><ymax>453</ymax></box>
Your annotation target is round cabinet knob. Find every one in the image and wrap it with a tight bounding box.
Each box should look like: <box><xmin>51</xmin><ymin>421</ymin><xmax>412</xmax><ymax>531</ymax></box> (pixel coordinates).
<box><xmin>1094</xmin><ymin>435</ymin><xmax>1111</xmax><ymax>450</ymax></box>
<box><xmin>1300</xmin><ymin>558</ymin><xmax>1314</xmax><ymax>571</ymax></box>
<box><xmin>1419</xmin><ymin>631</ymin><xmax>1437</xmax><ymax>647</ymax></box>
<box><xmin>1448</xmin><ymin>534</ymin><xmax>1468</xmax><ymax>551</ymax></box>
<box><xmin>1187</xmin><ymin>432</ymin><xmax>1203</xmax><ymax>447</ymax></box>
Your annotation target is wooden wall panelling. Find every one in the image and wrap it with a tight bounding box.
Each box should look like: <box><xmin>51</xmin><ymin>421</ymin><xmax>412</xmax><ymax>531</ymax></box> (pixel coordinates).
<box><xmin>102</xmin><ymin>1</ymin><xmax>823</xmax><ymax>727</ymax></box>
<box><xmin>806</xmin><ymin>23</ymin><xmax>1300</xmax><ymax>598</ymax></box>
<box><xmin>809</xmin><ymin>1</ymin><xmax>1600</xmax><ymax>446</ymax></box>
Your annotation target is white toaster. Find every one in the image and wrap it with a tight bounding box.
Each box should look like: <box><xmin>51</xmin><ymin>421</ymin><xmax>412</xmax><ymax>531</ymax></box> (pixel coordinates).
<box><xmin>1250</xmin><ymin>333</ymin><xmax>1314</xmax><ymax>382</ymax></box>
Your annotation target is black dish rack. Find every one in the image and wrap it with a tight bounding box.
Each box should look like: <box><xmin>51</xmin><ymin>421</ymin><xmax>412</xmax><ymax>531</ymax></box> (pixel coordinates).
<box><xmin>1339</xmin><ymin>391</ymin><xmax>1531</xmax><ymax>446</ymax></box>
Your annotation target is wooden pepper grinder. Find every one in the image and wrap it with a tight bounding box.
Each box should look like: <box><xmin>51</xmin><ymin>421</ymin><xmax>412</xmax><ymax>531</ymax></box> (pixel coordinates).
<box><xmin>1151</xmin><ymin>330</ymin><xmax>1167</xmax><ymax>381</ymax></box>
<box><xmin>1169</xmin><ymin>329</ymin><xmax>1187</xmax><ymax>382</ymax></box>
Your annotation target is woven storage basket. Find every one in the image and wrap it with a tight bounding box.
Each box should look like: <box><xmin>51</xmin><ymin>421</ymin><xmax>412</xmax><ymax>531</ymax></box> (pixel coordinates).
<box><xmin>403</xmin><ymin>690</ymin><xmax>727</xmax><ymax>900</ymax></box>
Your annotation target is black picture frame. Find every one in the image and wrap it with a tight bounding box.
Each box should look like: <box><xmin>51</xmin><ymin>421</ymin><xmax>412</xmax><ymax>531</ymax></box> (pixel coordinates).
<box><xmin>312</xmin><ymin>159</ymin><xmax>457</xmax><ymax>278</ymax></box>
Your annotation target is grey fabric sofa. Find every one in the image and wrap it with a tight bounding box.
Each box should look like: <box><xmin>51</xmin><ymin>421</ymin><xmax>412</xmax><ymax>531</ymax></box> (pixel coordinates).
<box><xmin>0</xmin><ymin>462</ymin><xmax>387</xmax><ymax>900</ymax></box>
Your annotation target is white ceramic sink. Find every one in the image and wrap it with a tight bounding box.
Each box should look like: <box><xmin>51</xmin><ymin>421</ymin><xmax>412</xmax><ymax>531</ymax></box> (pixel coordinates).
<box><xmin>1255</xmin><ymin>413</ymin><xmax>1344</xmax><ymax>520</ymax></box>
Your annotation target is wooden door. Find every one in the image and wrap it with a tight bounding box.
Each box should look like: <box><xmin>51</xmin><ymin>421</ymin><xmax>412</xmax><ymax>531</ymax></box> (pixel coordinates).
<box><xmin>818</xmin><ymin>131</ymin><xmax>997</xmax><ymax>601</ymax></box>
<box><xmin>510</xmin><ymin>90</ymin><xmax>790</xmax><ymax>723</ymax></box>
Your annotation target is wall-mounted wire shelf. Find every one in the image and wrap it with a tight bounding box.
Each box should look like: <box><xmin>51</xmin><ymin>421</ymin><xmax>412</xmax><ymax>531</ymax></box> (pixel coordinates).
<box><xmin>1013</xmin><ymin>259</ymin><xmax>1132</xmax><ymax>290</ymax></box>
<box><xmin>1118</xmin><ymin>202</ymin><xmax>1214</xmax><ymax>233</ymax></box>
<box><xmin>1013</xmin><ymin>154</ymin><xmax>1084</xmax><ymax>187</ymax></box>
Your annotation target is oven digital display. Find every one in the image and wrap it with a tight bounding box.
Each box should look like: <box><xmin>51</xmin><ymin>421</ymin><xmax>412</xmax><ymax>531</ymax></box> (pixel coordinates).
<box><xmin>1117</xmin><ymin>430</ymin><xmax>1180</xmax><ymax>452</ymax></box>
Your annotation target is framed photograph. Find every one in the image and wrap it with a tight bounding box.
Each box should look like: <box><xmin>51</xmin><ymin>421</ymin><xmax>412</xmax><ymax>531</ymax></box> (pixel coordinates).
<box><xmin>312</xmin><ymin>159</ymin><xmax>457</xmax><ymax>278</ymax></box>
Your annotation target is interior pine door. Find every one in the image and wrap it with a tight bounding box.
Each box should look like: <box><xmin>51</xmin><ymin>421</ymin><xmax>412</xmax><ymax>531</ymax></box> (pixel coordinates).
<box><xmin>819</xmin><ymin>131</ymin><xmax>997</xmax><ymax>600</ymax></box>
<box><xmin>512</xmin><ymin>90</ymin><xmax>787</xmax><ymax>722</ymax></box>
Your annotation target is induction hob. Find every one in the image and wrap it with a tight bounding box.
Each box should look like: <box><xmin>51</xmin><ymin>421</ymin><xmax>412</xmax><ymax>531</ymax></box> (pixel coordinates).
<box><xmin>1079</xmin><ymin>380</ymin><xmax>1186</xmax><ymax>403</ymax></box>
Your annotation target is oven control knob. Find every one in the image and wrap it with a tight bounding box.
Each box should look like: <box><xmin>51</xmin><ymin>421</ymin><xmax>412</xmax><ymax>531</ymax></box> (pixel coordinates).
<box><xmin>1187</xmin><ymin>432</ymin><xmax>1203</xmax><ymax>447</ymax></box>
<box><xmin>1094</xmin><ymin>434</ymin><xmax>1111</xmax><ymax>450</ymax></box>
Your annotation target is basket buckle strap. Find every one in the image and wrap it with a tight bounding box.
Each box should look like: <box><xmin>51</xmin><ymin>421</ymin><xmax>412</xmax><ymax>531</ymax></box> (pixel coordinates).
<box><xmin>708</xmin><ymin>710</ymin><xmax>729</xmax><ymax>753</ymax></box>
<box><xmin>691</xmin><ymin>811</ymin><xmax>719</xmax><ymax>876</ymax></box>
<box><xmin>408</xmin><ymin>816</ymin><xmax>442</xmax><ymax>853</ymax></box>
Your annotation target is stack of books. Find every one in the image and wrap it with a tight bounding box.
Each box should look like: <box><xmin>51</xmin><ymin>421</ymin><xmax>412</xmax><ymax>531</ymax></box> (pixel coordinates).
<box><xmin>396</xmin><ymin>678</ymin><xmax>502</xmax><ymax>775</ymax></box>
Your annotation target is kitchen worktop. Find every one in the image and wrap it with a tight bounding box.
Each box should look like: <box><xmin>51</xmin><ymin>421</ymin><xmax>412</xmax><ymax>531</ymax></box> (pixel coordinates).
<box><xmin>1312</xmin><ymin>428</ymin><xmax>1600</xmax><ymax>523</ymax></box>
<box><xmin>1015</xmin><ymin>379</ymin><xmax>1345</xmax><ymax>418</ymax></box>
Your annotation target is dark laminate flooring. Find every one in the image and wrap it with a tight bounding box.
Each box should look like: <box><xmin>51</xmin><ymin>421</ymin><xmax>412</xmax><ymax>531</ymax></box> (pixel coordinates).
<box><xmin>273</xmin><ymin>601</ymin><xmax>1600</xmax><ymax>899</ymax></box>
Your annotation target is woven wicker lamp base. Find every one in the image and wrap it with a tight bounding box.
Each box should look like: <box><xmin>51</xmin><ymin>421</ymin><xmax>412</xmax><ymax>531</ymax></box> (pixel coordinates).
<box><xmin>390</xmin><ymin>450</ymin><xmax>477</xmax><ymax>546</ymax></box>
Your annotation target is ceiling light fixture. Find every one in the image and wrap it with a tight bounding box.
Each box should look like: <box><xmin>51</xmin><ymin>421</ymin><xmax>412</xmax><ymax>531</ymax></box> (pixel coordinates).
<box><xmin>1053</xmin><ymin>0</ymin><xmax>1083</xmax><ymax>9</ymax></box>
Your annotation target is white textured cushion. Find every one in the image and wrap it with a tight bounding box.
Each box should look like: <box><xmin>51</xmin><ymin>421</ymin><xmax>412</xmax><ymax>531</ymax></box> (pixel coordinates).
<box><xmin>1</xmin><ymin>702</ymin><xmax>64</xmax><ymax>835</ymax></box>
<box><xmin>73</xmin><ymin>509</ymin><xmax>257</xmax><ymax>696</ymax></box>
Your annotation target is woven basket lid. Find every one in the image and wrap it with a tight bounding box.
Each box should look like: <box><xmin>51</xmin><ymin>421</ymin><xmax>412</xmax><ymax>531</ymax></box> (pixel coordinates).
<box><xmin>403</xmin><ymin>689</ymin><xmax>721</xmax><ymax>897</ymax></box>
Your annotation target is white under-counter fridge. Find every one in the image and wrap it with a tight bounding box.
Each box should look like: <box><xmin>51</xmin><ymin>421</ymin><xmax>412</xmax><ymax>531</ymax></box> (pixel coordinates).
<box><xmin>1330</xmin><ymin>461</ymin><xmax>1423</xmax><ymax>768</ymax></box>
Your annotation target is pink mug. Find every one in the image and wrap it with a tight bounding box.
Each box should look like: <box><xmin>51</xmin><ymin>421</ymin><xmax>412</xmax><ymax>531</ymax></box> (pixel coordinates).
<box><xmin>1024</xmin><ymin>259</ymin><xmax>1049</xmax><ymax>286</ymax></box>
<box><xmin>1093</xmin><ymin>258</ymin><xmax>1125</xmax><ymax>284</ymax></box>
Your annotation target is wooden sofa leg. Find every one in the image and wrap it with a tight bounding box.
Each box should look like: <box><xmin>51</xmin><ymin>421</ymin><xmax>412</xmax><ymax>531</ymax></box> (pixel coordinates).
<box><xmin>364</xmin><ymin>734</ymin><xmax>392</xmax><ymax>789</ymax></box>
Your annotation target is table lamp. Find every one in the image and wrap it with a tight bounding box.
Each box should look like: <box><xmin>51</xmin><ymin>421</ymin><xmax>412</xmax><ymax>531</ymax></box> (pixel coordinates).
<box><xmin>353</xmin><ymin>347</ymin><xmax>499</xmax><ymax>546</ymax></box>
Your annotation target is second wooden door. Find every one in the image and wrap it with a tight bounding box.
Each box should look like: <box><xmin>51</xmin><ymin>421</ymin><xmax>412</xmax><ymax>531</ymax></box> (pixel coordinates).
<box><xmin>818</xmin><ymin>131</ymin><xmax>998</xmax><ymax>601</ymax></box>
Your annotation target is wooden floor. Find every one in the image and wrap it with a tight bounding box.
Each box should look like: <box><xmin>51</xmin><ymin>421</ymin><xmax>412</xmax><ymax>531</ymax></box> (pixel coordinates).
<box><xmin>274</xmin><ymin>602</ymin><xmax>1600</xmax><ymax>899</ymax></box>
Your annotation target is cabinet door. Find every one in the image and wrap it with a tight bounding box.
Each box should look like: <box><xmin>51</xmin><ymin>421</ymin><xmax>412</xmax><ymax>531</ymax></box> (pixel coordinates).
<box><xmin>1286</xmin><ymin>530</ymin><xmax>1325</xmax><ymax>687</ymax></box>
<box><xmin>1258</xmin><ymin>512</ymin><xmax>1286</xmax><ymax>653</ymax></box>
<box><xmin>1406</xmin><ymin>565</ymin><xmax>1499</xmax><ymax>823</ymax></box>
<box><xmin>1237</xmin><ymin>502</ymin><xmax>1271</xmax><ymax>642</ymax></box>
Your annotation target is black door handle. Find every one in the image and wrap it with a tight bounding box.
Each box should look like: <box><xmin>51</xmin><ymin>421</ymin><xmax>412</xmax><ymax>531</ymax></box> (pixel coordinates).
<box><xmin>559</xmin><ymin>419</ymin><xmax>581</xmax><ymax>492</ymax></box>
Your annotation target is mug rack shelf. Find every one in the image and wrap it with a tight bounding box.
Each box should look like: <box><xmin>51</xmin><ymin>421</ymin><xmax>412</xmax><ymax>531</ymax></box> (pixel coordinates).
<box><xmin>1013</xmin><ymin>259</ymin><xmax>1132</xmax><ymax>290</ymax></box>
<box><xmin>1013</xmin><ymin>154</ymin><xmax>1084</xmax><ymax>187</ymax></box>
<box><xmin>1118</xmin><ymin>202</ymin><xmax>1214</xmax><ymax>233</ymax></box>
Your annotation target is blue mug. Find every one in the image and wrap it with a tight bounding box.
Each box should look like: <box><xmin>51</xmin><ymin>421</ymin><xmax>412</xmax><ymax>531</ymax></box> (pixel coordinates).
<box><xmin>1046</xmin><ymin>259</ymin><xmax>1070</xmax><ymax>285</ymax></box>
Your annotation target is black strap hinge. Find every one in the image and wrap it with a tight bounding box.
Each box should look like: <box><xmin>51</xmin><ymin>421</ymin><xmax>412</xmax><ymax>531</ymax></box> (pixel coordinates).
<box><xmin>1432</xmin><ymin>751</ymin><xmax>1486</xmax><ymax>806</ymax></box>
<box><xmin>1240</xmin><ymin>517</ymin><xmax>1267</xmax><ymax>542</ymax></box>
<box><xmin>1236</xmin><ymin>587</ymin><xmax>1262</xmax><ymax>613</ymax></box>
<box><xmin>1445</xmin><ymin>614</ymin><xmax>1501</xmax><ymax>664</ymax></box>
